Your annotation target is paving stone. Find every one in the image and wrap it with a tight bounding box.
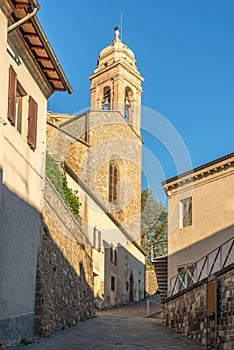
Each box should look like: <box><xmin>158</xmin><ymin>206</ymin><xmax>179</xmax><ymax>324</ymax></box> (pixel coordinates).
<box><xmin>8</xmin><ymin>301</ymin><xmax>205</xmax><ymax>350</ymax></box>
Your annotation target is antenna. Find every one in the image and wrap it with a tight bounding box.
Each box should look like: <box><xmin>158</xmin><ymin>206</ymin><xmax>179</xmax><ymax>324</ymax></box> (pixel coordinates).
<box><xmin>120</xmin><ymin>12</ymin><xmax>123</xmax><ymax>41</ymax></box>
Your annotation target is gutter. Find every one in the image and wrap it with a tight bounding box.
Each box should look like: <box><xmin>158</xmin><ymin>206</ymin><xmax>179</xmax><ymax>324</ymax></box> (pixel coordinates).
<box><xmin>7</xmin><ymin>0</ymin><xmax>40</xmax><ymax>34</ymax></box>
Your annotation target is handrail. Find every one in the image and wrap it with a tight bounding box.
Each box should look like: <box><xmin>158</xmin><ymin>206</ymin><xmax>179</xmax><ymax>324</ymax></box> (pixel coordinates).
<box><xmin>146</xmin><ymin>296</ymin><xmax>162</xmax><ymax>317</ymax></box>
<box><xmin>169</xmin><ymin>235</ymin><xmax>234</xmax><ymax>296</ymax></box>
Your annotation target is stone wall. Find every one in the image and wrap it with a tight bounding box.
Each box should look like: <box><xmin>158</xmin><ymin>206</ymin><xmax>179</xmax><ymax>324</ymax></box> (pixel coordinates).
<box><xmin>163</xmin><ymin>264</ymin><xmax>234</xmax><ymax>349</ymax></box>
<box><xmin>64</xmin><ymin>110</ymin><xmax>142</xmax><ymax>242</ymax></box>
<box><xmin>35</xmin><ymin>178</ymin><xmax>95</xmax><ymax>337</ymax></box>
<box><xmin>145</xmin><ymin>270</ymin><xmax>158</xmax><ymax>295</ymax></box>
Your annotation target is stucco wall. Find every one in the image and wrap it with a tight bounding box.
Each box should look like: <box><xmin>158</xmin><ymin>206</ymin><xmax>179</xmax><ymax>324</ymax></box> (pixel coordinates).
<box><xmin>163</xmin><ymin>264</ymin><xmax>234</xmax><ymax>349</ymax></box>
<box><xmin>166</xmin><ymin>160</ymin><xmax>234</xmax><ymax>284</ymax></box>
<box><xmin>0</xmin><ymin>8</ymin><xmax>47</xmax><ymax>346</ymax></box>
<box><xmin>65</xmin><ymin>172</ymin><xmax>145</xmax><ymax>308</ymax></box>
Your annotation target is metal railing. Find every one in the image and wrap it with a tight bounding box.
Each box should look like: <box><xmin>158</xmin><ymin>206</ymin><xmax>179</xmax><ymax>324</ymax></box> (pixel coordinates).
<box><xmin>169</xmin><ymin>236</ymin><xmax>234</xmax><ymax>297</ymax></box>
<box><xmin>146</xmin><ymin>295</ymin><xmax>162</xmax><ymax>317</ymax></box>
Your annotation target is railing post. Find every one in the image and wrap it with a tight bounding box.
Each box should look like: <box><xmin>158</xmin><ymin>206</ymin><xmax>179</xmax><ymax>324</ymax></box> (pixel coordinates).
<box><xmin>147</xmin><ymin>299</ymin><xmax>150</xmax><ymax>317</ymax></box>
<box><xmin>195</xmin><ymin>263</ymin><xmax>198</xmax><ymax>283</ymax></box>
<box><xmin>220</xmin><ymin>245</ymin><xmax>223</xmax><ymax>269</ymax></box>
<box><xmin>185</xmin><ymin>269</ymin><xmax>188</xmax><ymax>289</ymax></box>
<box><xmin>207</xmin><ymin>255</ymin><xmax>209</xmax><ymax>277</ymax></box>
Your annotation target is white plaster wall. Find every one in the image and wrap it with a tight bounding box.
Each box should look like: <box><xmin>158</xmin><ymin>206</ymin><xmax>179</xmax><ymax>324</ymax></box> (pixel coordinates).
<box><xmin>66</xmin><ymin>172</ymin><xmax>145</xmax><ymax>305</ymax></box>
<box><xmin>0</xmin><ymin>8</ymin><xmax>46</xmax><ymax>327</ymax></box>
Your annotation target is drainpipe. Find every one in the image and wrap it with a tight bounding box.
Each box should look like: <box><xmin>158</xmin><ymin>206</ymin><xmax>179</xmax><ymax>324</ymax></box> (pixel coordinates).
<box><xmin>7</xmin><ymin>0</ymin><xmax>40</xmax><ymax>34</ymax></box>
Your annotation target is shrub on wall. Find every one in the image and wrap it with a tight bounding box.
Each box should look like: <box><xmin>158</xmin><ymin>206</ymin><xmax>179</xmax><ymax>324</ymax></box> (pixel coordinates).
<box><xmin>46</xmin><ymin>152</ymin><xmax>81</xmax><ymax>219</ymax></box>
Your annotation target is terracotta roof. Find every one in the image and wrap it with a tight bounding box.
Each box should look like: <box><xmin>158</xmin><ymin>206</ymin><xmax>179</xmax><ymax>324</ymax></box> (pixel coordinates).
<box><xmin>12</xmin><ymin>0</ymin><xmax>72</xmax><ymax>93</ymax></box>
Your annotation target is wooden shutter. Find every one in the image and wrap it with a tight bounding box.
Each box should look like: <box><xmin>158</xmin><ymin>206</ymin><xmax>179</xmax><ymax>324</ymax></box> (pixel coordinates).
<box><xmin>98</xmin><ymin>231</ymin><xmax>101</xmax><ymax>252</ymax></box>
<box><xmin>93</xmin><ymin>227</ymin><xmax>97</xmax><ymax>248</ymax></box>
<box><xmin>8</xmin><ymin>65</ymin><xmax>17</xmax><ymax>125</ymax></box>
<box><xmin>114</xmin><ymin>247</ymin><xmax>117</xmax><ymax>265</ymax></box>
<box><xmin>28</xmin><ymin>96</ymin><xmax>38</xmax><ymax>150</ymax></box>
<box><xmin>110</xmin><ymin>245</ymin><xmax>113</xmax><ymax>262</ymax></box>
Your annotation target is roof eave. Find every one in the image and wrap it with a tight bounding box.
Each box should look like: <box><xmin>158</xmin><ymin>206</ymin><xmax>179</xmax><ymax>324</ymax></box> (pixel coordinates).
<box><xmin>30</xmin><ymin>16</ymin><xmax>72</xmax><ymax>94</ymax></box>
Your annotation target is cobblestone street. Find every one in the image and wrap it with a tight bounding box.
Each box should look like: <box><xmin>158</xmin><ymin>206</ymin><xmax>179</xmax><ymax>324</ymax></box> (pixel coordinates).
<box><xmin>9</xmin><ymin>301</ymin><xmax>205</xmax><ymax>350</ymax></box>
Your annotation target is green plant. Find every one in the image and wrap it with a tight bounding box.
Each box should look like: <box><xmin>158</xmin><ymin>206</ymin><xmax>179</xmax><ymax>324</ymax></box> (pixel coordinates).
<box><xmin>45</xmin><ymin>152</ymin><xmax>63</xmax><ymax>196</ymax></box>
<box><xmin>46</xmin><ymin>152</ymin><xmax>81</xmax><ymax>219</ymax></box>
<box><xmin>62</xmin><ymin>175</ymin><xmax>81</xmax><ymax>219</ymax></box>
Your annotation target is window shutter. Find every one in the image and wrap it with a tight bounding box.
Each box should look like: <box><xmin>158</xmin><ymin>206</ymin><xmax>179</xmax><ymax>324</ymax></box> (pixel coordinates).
<box><xmin>28</xmin><ymin>96</ymin><xmax>38</xmax><ymax>150</ymax></box>
<box><xmin>8</xmin><ymin>65</ymin><xmax>17</xmax><ymax>125</ymax></box>
<box><xmin>114</xmin><ymin>247</ymin><xmax>117</xmax><ymax>265</ymax></box>
<box><xmin>98</xmin><ymin>231</ymin><xmax>101</xmax><ymax>252</ymax></box>
<box><xmin>93</xmin><ymin>227</ymin><xmax>97</xmax><ymax>248</ymax></box>
<box><xmin>110</xmin><ymin>245</ymin><xmax>113</xmax><ymax>262</ymax></box>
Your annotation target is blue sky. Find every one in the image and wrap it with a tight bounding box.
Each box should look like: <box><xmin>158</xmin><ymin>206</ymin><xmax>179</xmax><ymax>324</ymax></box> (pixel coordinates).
<box><xmin>38</xmin><ymin>0</ymin><xmax>234</xmax><ymax>204</ymax></box>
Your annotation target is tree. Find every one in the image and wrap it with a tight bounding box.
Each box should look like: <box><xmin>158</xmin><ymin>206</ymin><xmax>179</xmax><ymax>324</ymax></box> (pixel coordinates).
<box><xmin>141</xmin><ymin>189</ymin><xmax>168</xmax><ymax>265</ymax></box>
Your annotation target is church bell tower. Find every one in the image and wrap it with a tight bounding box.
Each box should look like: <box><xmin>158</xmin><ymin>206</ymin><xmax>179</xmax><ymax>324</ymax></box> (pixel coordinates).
<box><xmin>89</xmin><ymin>27</ymin><xmax>144</xmax><ymax>135</ymax></box>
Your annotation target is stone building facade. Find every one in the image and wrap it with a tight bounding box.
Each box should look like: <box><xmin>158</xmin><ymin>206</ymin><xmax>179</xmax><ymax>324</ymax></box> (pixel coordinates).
<box><xmin>46</xmin><ymin>30</ymin><xmax>146</xmax><ymax>308</ymax></box>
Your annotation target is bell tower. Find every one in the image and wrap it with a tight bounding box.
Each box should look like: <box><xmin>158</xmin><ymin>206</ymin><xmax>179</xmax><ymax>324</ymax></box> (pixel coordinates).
<box><xmin>89</xmin><ymin>28</ymin><xmax>144</xmax><ymax>134</ymax></box>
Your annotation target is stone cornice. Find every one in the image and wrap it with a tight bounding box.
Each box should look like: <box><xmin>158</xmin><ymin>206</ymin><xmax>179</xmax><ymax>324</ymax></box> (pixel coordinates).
<box><xmin>163</xmin><ymin>152</ymin><xmax>234</xmax><ymax>195</ymax></box>
<box><xmin>89</xmin><ymin>60</ymin><xmax>144</xmax><ymax>84</ymax></box>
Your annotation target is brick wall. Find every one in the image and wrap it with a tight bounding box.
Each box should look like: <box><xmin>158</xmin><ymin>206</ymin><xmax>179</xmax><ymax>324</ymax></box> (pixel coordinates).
<box><xmin>35</xmin><ymin>178</ymin><xmax>95</xmax><ymax>337</ymax></box>
<box><xmin>163</xmin><ymin>264</ymin><xmax>234</xmax><ymax>349</ymax></box>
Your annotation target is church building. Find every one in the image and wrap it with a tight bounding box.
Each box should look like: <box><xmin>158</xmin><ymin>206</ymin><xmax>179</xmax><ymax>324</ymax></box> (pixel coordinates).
<box><xmin>47</xmin><ymin>27</ymin><xmax>146</xmax><ymax>308</ymax></box>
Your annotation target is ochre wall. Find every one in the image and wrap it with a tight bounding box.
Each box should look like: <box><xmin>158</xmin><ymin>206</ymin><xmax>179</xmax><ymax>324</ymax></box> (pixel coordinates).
<box><xmin>166</xmin><ymin>158</ymin><xmax>234</xmax><ymax>284</ymax></box>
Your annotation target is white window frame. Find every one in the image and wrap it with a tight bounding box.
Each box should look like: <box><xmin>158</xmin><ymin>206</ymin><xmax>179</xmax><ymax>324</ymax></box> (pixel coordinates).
<box><xmin>179</xmin><ymin>197</ymin><xmax>192</xmax><ymax>228</ymax></box>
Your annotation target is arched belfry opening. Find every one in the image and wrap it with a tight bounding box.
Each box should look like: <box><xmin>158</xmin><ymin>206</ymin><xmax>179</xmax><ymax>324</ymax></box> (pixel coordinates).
<box><xmin>124</xmin><ymin>87</ymin><xmax>133</xmax><ymax>123</ymax></box>
<box><xmin>89</xmin><ymin>28</ymin><xmax>144</xmax><ymax>134</ymax></box>
<box><xmin>102</xmin><ymin>86</ymin><xmax>111</xmax><ymax>110</ymax></box>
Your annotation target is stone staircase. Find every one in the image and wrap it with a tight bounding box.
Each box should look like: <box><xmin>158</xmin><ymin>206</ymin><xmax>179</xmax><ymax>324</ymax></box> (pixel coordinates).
<box><xmin>151</xmin><ymin>256</ymin><xmax>168</xmax><ymax>299</ymax></box>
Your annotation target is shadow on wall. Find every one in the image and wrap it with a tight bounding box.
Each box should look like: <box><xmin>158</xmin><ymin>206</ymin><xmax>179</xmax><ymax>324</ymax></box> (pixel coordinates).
<box><xmin>101</xmin><ymin>240</ymin><xmax>145</xmax><ymax>308</ymax></box>
<box><xmin>35</xmin><ymin>213</ymin><xmax>96</xmax><ymax>337</ymax></box>
<box><xmin>169</xmin><ymin>224</ymin><xmax>234</xmax><ymax>276</ymax></box>
<box><xmin>0</xmin><ymin>168</ymin><xmax>40</xmax><ymax>346</ymax></box>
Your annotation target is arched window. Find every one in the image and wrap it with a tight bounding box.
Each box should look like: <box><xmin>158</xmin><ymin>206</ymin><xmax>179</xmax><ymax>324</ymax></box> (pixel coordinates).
<box><xmin>102</xmin><ymin>86</ymin><xmax>111</xmax><ymax>110</ymax></box>
<box><xmin>109</xmin><ymin>161</ymin><xmax>119</xmax><ymax>203</ymax></box>
<box><xmin>124</xmin><ymin>87</ymin><xmax>133</xmax><ymax>122</ymax></box>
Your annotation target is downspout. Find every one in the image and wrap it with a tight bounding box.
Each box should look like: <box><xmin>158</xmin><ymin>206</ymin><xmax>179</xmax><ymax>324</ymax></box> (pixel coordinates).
<box><xmin>7</xmin><ymin>1</ymin><xmax>40</xmax><ymax>34</ymax></box>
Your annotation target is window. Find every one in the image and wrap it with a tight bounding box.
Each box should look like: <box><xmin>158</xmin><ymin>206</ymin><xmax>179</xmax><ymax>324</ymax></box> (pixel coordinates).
<box><xmin>110</xmin><ymin>244</ymin><xmax>117</xmax><ymax>265</ymax></box>
<box><xmin>16</xmin><ymin>82</ymin><xmax>26</xmax><ymax>134</ymax></box>
<box><xmin>109</xmin><ymin>161</ymin><xmax>119</xmax><ymax>203</ymax></box>
<box><xmin>180</xmin><ymin>197</ymin><xmax>192</xmax><ymax>227</ymax></box>
<box><xmin>111</xmin><ymin>276</ymin><xmax>115</xmax><ymax>292</ymax></box>
<box><xmin>8</xmin><ymin>65</ymin><xmax>37</xmax><ymax>146</ymax></box>
<box><xmin>28</xmin><ymin>96</ymin><xmax>38</xmax><ymax>150</ymax></box>
<box><xmin>93</xmin><ymin>227</ymin><xmax>102</xmax><ymax>252</ymax></box>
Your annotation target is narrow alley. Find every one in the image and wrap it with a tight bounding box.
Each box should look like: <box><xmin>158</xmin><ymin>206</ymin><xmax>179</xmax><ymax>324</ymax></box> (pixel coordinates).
<box><xmin>9</xmin><ymin>301</ymin><xmax>205</xmax><ymax>350</ymax></box>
